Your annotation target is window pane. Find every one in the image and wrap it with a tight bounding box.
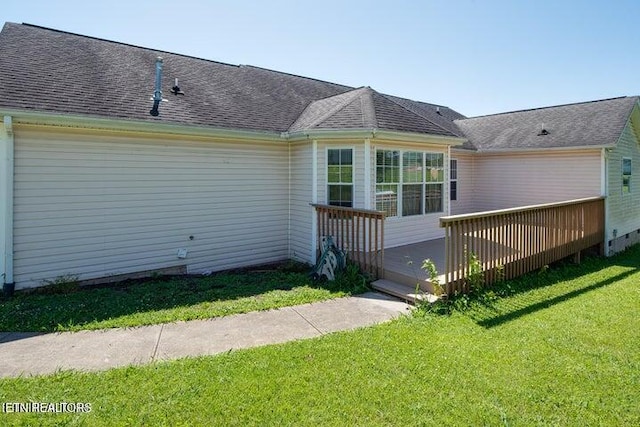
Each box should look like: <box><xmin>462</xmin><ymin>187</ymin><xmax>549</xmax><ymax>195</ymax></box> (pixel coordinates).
<box><xmin>328</xmin><ymin>149</ymin><xmax>340</xmax><ymax>165</ymax></box>
<box><xmin>376</xmin><ymin>184</ymin><xmax>398</xmax><ymax>216</ymax></box>
<box><xmin>341</xmin><ymin>165</ymin><xmax>353</xmax><ymax>183</ymax></box>
<box><xmin>425</xmin><ymin>153</ymin><xmax>444</xmax><ymax>183</ymax></box>
<box><xmin>328</xmin><ymin>165</ymin><xmax>340</xmax><ymax>183</ymax></box>
<box><xmin>450</xmin><ymin>181</ymin><xmax>457</xmax><ymax>201</ymax></box>
<box><xmin>623</xmin><ymin>177</ymin><xmax>631</xmax><ymax>194</ymax></box>
<box><xmin>328</xmin><ymin>185</ymin><xmax>353</xmax><ymax>207</ymax></box>
<box><xmin>328</xmin><ymin>185</ymin><xmax>341</xmax><ymax>202</ymax></box>
<box><xmin>425</xmin><ymin>183</ymin><xmax>443</xmax><ymax>213</ymax></box>
<box><xmin>402</xmin><ymin>184</ymin><xmax>422</xmax><ymax>216</ymax></box>
<box><xmin>341</xmin><ymin>149</ymin><xmax>352</xmax><ymax>165</ymax></box>
<box><xmin>623</xmin><ymin>158</ymin><xmax>632</xmax><ymax>175</ymax></box>
<box><xmin>376</xmin><ymin>150</ymin><xmax>399</xmax><ymax>184</ymax></box>
<box><xmin>403</xmin><ymin>152</ymin><xmax>423</xmax><ymax>183</ymax></box>
<box><xmin>450</xmin><ymin>159</ymin><xmax>457</xmax><ymax>180</ymax></box>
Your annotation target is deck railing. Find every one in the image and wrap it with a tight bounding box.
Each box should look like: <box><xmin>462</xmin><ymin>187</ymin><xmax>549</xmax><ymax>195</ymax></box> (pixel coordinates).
<box><xmin>439</xmin><ymin>196</ymin><xmax>605</xmax><ymax>294</ymax></box>
<box><xmin>312</xmin><ymin>204</ymin><xmax>385</xmax><ymax>278</ymax></box>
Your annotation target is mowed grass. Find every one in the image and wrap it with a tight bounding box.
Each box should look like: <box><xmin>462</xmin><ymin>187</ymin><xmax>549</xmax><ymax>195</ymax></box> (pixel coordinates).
<box><xmin>1</xmin><ymin>246</ymin><xmax>639</xmax><ymax>426</ymax></box>
<box><xmin>0</xmin><ymin>263</ymin><xmax>368</xmax><ymax>332</ymax></box>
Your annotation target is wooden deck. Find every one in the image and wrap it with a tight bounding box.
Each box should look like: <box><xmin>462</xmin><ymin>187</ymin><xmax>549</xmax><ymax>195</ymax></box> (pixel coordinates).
<box><xmin>371</xmin><ymin>238</ymin><xmax>446</xmax><ymax>303</ymax></box>
<box><xmin>315</xmin><ymin>197</ymin><xmax>605</xmax><ymax>303</ymax></box>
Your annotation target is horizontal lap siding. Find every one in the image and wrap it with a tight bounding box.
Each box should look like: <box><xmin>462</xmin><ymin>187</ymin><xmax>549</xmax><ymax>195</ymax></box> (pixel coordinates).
<box><xmin>289</xmin><ymin>142</ymin><xmax>313</xmax><ymax>263</ymax></box>
<box><xmin>472</xmin><ymin>150</ymin><xmax>602</xmax><ymax>212</ymax></box>
<box><xmin>13</xmin><ymin>129</ymin><xmax>289</xmax><ymax>289</ymax></box>
<box><xmin>607</xmin><ymin>119</ymin><xmax>640</xmax><ymax>247</ymax></box>
<box><xmin>450</xmin><ymin>152</ymin><xmax>475</xmax><ymax>215</ymax></box>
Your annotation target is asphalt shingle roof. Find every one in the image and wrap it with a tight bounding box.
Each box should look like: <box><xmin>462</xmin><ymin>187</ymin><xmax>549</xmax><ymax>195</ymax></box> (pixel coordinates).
<box><xmin>1</xmin><ymin>22</ymin><xmax>636</xmax><ymax>150</ymax></box>
<box><xmin>455</xmin><ymin>96</ymin><xmax>639</xmax><ymax>151</ymax></box>
<box><xmin>290</xmin><ymin>87</ymin><xmax>460</xmax><ymax>136</ymax></box>
<box><xmin>0</xmin><ymin>22</ymin><xmax>464</xmax><ymax>136</ymax></box>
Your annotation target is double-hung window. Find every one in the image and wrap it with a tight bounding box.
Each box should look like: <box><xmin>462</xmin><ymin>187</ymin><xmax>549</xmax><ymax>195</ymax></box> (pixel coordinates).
<box><xmin>375</xmin><ymin>149</ymin><xmax>444</xmax><ymax>216</ymax></box>
<box><xmin>622</xmin><ymin>157</ymin><xmax>632</xmax><ymax>194</ymax></box>
<box><xmin>327</xmin><ymin>148</ymin><xmax>353</xmax><ymax>207</ymax></box>
<box><xmin>375</xmin><ymin>150</ymin><xmax>399</xmax><ymax>216</ymax></box>
<box><xmin>450</xmin><ymin>159</ymin><xmax>458</xmax><ymax>201</ymax></box>
<box><xmin>425</xmin><ymin>153</ymin><xmax>444</xmax><ymax>213</ymax></box>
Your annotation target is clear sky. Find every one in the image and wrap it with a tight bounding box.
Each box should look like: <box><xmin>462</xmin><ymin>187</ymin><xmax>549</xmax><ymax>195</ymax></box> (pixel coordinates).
<box><xmin>3</xmin><ymin>0</ymin><xmax>639</xmax><ymax>117</ymax></box>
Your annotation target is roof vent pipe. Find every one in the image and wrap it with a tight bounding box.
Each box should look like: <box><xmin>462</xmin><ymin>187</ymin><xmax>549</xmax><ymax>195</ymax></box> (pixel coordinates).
<box><xmin>150</xmin><ymin>57</ymin><xmax>163</xmax><ymax>116</ymax></box>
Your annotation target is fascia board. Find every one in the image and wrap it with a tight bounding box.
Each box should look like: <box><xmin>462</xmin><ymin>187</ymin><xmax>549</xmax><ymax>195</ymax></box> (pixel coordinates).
<box><xmin>0</xmin><ymin>109</ymin><xmax>284</xmax><ymax>143</ymax></box>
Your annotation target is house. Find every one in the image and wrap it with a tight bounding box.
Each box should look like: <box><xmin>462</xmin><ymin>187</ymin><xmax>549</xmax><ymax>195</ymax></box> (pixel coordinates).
<box><xmin>0</xmin><ymin>22</ymin><xmax>639</xmax><ymax>292</ymax></box>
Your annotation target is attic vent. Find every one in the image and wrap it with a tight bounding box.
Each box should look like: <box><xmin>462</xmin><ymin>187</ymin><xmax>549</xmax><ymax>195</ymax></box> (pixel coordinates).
<box><xmin>171</xmin><ymin>78</ymin><xmax>185</xmax><ymax>95</ymax></box>
<box><xmin>537</xmin><ymin>123</ymin><xmax>549</xmax><ymax>136</ymax></box>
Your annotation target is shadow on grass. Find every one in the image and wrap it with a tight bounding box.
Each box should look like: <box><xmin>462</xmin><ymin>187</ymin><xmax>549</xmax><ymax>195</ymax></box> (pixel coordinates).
<box><xmin>473</xmin><ymin>268</ymin><xmax>637</xmax><ymax>328</ymax></box>
<box><xmin>464</xmin><ymin>245</ymin><xmax>640</xmax><ymax>328</ymax></box>
<box><xmin>0</xmin><ymin>264</ymin><xmax>368</xmax><ymax>333</ymax></box>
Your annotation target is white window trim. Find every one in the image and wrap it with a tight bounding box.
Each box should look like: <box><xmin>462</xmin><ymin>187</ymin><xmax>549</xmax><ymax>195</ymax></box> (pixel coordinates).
<box><xmin>326</xmin><ymin>146</ymin><xmax>355</xmax><ymax>207</ymax></box>
<box><xmin>375</xmin><ymin>148</ymin><xmax>445</xmax><ymax>219</ymax></box>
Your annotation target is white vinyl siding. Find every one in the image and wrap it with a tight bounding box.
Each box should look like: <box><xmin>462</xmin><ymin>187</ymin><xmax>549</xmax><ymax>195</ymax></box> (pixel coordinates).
<box><xmin>449</xmin><ymin>152</ymin><xmax>475</xmax><ymax>215</ymax></box>
<box><xmin>607</xmin><ymin>115</ymin><xmax>640</xmax><ymax>248</ymax></box>
<box><xmin>288</xmin><ymin>142</ymin><xmax>313</xmax><ymax>263</ymax></box>
<box><xmin>471</xmin><ymin>150</ymin><xmax>602</xmax><ymax>212</ymax></box>
<box><xmin>12</xmin><ymin>128</ymin><xmax>289</xmax><ymax>289</ymax></box>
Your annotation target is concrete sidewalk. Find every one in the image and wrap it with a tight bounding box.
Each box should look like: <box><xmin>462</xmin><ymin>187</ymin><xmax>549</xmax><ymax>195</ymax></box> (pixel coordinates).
<box><xmin>0</xmin><ymin>292</ymin><xmax>410</xmax><ymax>378</ymax></box>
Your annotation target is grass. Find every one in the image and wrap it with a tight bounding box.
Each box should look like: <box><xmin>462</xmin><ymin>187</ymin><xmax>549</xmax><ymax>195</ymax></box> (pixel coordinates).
<box><xmin>1</xmin><ymin>246</ymin><xmax>639</xmax><ymax>426</ymax></box>
<box><xmin>0</xmin><ymin>263</ymin><xmax>369</xmax><ymax>332</ymax></box>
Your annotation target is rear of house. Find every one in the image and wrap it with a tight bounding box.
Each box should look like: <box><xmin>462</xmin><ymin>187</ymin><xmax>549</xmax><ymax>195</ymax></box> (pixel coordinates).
<box><xmin>1</xmin><ymin>22</ymin><xmax>639</xmax><ymax>292</ymax></box>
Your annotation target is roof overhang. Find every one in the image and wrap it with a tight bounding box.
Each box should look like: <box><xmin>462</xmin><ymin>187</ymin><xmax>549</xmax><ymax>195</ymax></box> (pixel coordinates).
<box><xmin>0</xmin><ymin>108</ymin><xmax>285</xmax><ymax>143</ymax></box>
<box><xmin>285</xmin><ymin>128</ymin><xmax>466</xmax><ymax>146</ymax></box>
<box><xmin>451</xmin><ymin>144</ymin><xmax>614</xmax><ymax>155</ymax></box>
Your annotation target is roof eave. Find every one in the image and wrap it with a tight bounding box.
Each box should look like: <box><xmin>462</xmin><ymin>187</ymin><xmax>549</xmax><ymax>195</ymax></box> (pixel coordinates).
<box><xmin>286</xmin><ymin>128</ymin><xmax>466</xmax><ymax>145</ymax></box>
<box><xmin>0</xmin><ymin>108</ymin><xmax>285</xmax><ymax>142</ymax></box>
<box><xmin>455</xmin><ymin>144</ymin><xmax>616</xmax><ymax>154</ymax></box>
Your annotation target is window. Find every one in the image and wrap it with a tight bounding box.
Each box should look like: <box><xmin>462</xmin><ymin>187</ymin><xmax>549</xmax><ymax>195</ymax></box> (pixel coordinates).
<box><xmin>402</xmin><ymin>152</ymin><xmax>423</xmax><ymax>216</ymax></box>
<box><xmin>623</xmin><ymin>157</ymin><xmax>632</xmax><ymax>194</ymax></box>
<box><xmin>375</xmin><ymin>149</ymin><xmax>444</xmax><ymax>217</ymax></box>
<box><xmin>327</xmin><ymin>148</ymin><xmax>353</xmax><ymax>207</ymax></box>
<box><xmin>376</xmin><ymin>150</ymin><xmax>399</xmax><ymax>216</ymax></box>
<box><xmin>425</xmin><ymin>153</ymin><xmax>444</xmax><ymax>213</ymax></box>
<box><xmin>450</xmin><ymin>159</ymin><xmax>458</xmax><ymax>201</ymax></box>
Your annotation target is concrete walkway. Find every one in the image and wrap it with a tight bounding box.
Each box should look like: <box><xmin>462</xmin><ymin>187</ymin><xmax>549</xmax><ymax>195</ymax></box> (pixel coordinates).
<box><xmin>0</xmin><ymin>292</ymin><xmax>410</xmax><ymax>378</ymax></box>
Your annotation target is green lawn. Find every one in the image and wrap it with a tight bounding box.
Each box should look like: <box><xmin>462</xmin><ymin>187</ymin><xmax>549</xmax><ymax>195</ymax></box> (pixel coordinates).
<box><xmin>0</xmin><ymin>263</ymin><xmax>368</xmax><ymax>332</ymax></box>
<box><xmin>1</xmin><ymin>247</ymin><xmax>639</xmax><ymax>426</ymax></box>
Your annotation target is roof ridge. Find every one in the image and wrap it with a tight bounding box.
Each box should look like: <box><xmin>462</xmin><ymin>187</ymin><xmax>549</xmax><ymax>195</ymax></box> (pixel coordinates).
<box><xmin>458</xmin><ymin>96</ymin><xmax>635</xmax><ymax>121</ymax></box>
<box><xmin>380</xmin><ymin>93</ymin><xmax>457</xmax><ymax>135</ymax></box>
<box><xmin>240</xmin><ymin>64</ymin><xmax>354</xmax><ymax>89</ymax></box>
<box><xmin>386</xmin><ymin>94</ymin><xmax>451</xmax><ymax>109</ymax></box>
<box><xmin>19</xmin><ymin>22</ymin><xmax>241</xmax><ymax>68</ymax></box>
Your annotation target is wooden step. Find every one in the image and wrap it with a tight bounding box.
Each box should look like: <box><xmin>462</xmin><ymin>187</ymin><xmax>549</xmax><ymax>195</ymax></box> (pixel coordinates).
<box><xmin>371</xmin><ymin>279</ymin><xmax>439</xmax><ymax>305</ymax></box>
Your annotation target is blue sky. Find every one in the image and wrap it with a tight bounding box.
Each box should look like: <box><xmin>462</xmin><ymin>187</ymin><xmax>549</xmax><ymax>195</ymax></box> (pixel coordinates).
<box><xmin>3</xmin><ymin>0</ymin><xmax>639</xmax><ymax>117</ymax></box>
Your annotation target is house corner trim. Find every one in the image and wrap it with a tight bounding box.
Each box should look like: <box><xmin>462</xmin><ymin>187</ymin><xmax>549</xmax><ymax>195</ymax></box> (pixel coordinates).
<box><xmin>1</xmin><ymin>116</ymin><xmax>14</xmax><ymax>287</ymax></box>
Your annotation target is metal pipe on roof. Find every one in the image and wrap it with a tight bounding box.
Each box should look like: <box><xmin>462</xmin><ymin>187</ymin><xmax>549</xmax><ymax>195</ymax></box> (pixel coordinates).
<box><xmin>150</xmin><ymin>57</ymin><xmax>163</xmax><ymax>116</ymax></box>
